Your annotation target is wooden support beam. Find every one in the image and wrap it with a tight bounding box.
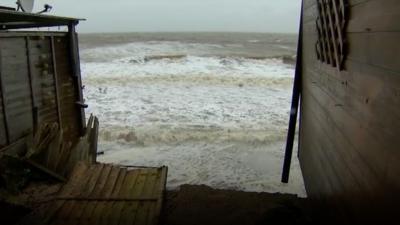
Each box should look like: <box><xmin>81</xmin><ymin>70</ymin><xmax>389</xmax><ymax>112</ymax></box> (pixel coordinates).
<box><xmin>50</xmin><ymin>36</ymin><xmax>63</xmax><ymax>129</ymax></box>
<box><xmin>25</xmin><ymin>158</ymin><xmax>66</xmax><ymax>182</ymax></box>
<box><xmin>90</xmin><ymin>117</ymin><xmax>99</xmax><ymax>163</ymax></box>
<box><xmin>68</xmin><ymin>23</ymin><xmax>86</xmax><ymax>136</ymax></box>
<box><xmin>0</xmin><ymin>50</ymin><xmax>10</xmax><ymax>144</ymax></box>
<box><xmin>25</xmin><ymin>37</ymin><xmax>39</xmax><ymax>134</ymax></box>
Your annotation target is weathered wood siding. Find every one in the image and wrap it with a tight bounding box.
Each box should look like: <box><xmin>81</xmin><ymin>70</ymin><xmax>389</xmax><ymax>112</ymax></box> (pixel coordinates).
<box><xmin>0</xmin><ymin>32</ymin><xmax>83</xmax><ymax>156</ymax></box>
<box><xmin>299</xmin><ymin>0</ymin><xmax>400</xmax><ymax>223</ymax></box>
<box><xmin>0</xmin><ymin>37</ymin><xmax>33</xmax><ymax>143</ymax></box>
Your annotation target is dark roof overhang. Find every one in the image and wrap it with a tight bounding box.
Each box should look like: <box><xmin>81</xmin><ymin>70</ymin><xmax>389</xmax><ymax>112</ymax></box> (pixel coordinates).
<box><xmin>0</xmin><ymin>9</ymin><xmax>84</xmax><ymax>29</ymax></box>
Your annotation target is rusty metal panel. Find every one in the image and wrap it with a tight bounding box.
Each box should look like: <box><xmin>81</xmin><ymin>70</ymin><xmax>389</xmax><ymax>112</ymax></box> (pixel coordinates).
<box><xmin>19</xmin><ymin>163</ymin><xmax>168</xmax><ymax>225</ymax></box>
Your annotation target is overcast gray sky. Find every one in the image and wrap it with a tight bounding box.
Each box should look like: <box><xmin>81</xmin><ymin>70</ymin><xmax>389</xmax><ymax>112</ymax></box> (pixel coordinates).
<box><xmin>3</xmin><ymin>0</ymin><xmax>301</xmax><ymax>33</ymax></box>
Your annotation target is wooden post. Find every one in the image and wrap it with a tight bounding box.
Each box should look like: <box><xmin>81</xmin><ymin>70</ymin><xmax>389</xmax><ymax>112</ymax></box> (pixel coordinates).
<box><xmin>25</xmin><ymin>37</ymin><xmax>39</xmax><ymax>134</ymax></box>
<box><xmin>50</xmin><ymin>36</ymin><xmax>63</xmax><ymax>129</ymax></box>
<box><xmin>0</xmin><ymin>50</ymin><xmax>10</xmax><ymax>144</ymax></box>
<box><xmin>282</xmin><ymin>2</ymin><xmax>303</xmax><ymax>184</ymax></box>
<box><xmin>68</xmin><ymin>23</ymin><xmax>86</xmax><ymax>136</ymax></box>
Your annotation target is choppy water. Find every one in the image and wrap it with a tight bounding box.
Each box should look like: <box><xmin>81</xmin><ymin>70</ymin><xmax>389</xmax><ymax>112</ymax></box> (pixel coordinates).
<box><xmin>80</xmin><ymin>32</ymin><xmax>306</xmax><ymax>197</ymax></box>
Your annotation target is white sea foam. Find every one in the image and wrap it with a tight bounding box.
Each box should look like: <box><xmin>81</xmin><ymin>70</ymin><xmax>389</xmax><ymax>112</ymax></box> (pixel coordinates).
<box><xmin>81</xmin><ymin>41</ymin><xmax>223</xmax><ymax>63</ymax></box>
<box><xmin>82</xmin><ymin>39</ymin><xmax>306</xmax><ymax>197</ymax></box>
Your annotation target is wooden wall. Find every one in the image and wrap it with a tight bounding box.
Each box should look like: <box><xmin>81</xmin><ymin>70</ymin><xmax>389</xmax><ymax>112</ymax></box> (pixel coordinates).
<box><xmin>0</xmin><ymin>32</ymin><xmax>83</xmax><ymax>161</ymax></box>
<box><xmin>299</xmin><ymin>0</ymin><xmax>400</xmax><ymax>224</ymax></box>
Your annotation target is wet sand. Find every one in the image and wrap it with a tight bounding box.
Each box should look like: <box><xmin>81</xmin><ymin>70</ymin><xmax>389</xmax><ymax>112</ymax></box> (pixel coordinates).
<box><xmin>162</xmin><ymin>185</ymin><xmax>315</xmax><ymax>225</ymax></box>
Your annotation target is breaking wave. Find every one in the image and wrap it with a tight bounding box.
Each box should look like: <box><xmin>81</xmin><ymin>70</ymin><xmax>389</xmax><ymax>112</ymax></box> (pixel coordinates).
<box><xmin>98</xmin><ymin>124</ymin><xmax>286</xmax><ymax>146</ymax></box>
<box><xmin>84</xmin><ymin>74</ymin><xmax>293</xmax><ymax>87</ymax></box>
<box><xmin>81</xmin><ymin>36</ymin><xmax>306</xmax><ymax>196</ymax></box>
<box><xmin>119</xmin><ymin>54</ymin><xmax>296</xmax><ymax>65</ymax></box>
<box><xmin>82</xmin><ymin>55</ymin><xmax>294</xmax><ymax>86</ymax></box>
<box><xmin>80</xmin><ymin>40</ymin><xmax>296</xmax><ymax>64</ymax></box>
<box><xmin>81</xmin><ymin>41</ymin><xmax>224</xmax><ymax>63</ymax></box>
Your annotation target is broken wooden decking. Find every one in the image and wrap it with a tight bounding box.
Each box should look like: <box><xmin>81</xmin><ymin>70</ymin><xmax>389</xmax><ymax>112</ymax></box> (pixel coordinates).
<box><xmin>19</xmin><ymin>162</ymin><xmax>168</xmax><ymax>225</ymax></box>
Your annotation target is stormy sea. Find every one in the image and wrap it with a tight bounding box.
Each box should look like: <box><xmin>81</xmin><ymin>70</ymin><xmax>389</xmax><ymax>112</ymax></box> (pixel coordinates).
<box><xmin>79</xmin><ymin>32</ymin><xmax>306</xmax><ymax>197</ymax></box>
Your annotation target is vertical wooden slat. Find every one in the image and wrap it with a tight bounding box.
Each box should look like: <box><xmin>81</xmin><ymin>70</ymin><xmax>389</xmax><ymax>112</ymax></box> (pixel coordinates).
<box><xmin>152</xmin><ymin>167</ymin><xmax>168</xmax><ymax>225</ymax></box>
<box><xmin>325</xmin><ymin>0</ymin><xmax>341</xmax><ymax>68</ymax></box>
<box><xmin>117</xmin><ymin>169</ymin><xmax>142</xmax><ymax>225</ymax></box>
<box><xmin>50</xmin><ymin>36</ymin><xmax>63</xmax><ymax>129</ymax></box>
<box><xmin>68</xmin><ymin>23</ymin><xmax>86</xmax><ymax>136</ymax></box>
<box><xmin>317</xmin><ymin>0</ymin><xmax>334</xmax><ymax>65</ymax></box>
<box><xmin>25</xmin><ymin>37</ymin><xmax>38</xmax><ymax>133</ymax></box>
<box><xmin>0</xmin><ymin>50</ymin><xmax>10</xmax><ymax>144</ymax></box>
<box><xmin>316</xmin><ymin>19</ymin><xmax>327</xmax><ymax>62</ymax></box>
<box><xmin>91</xmin><ymin>166</ymin><xmax>121</xmax><ymax>225</ymax></box>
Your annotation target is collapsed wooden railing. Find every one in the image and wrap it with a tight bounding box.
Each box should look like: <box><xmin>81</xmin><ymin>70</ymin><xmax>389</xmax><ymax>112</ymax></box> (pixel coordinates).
<box><xmin>24</xmin><ymin>114</ymin><xmax>99</xmax><ymax>181</ymax></box>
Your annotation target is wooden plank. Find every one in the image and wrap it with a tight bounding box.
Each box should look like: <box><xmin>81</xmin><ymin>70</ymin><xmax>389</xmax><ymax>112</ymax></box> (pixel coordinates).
<box><xmin>68</xmin><ymin>25</ymin><xmax>86</xmax><ymax>136</ymax></box>
<box><xmin>55</xmin><ymin>164</ymin><xmax>99</xmax><ymax>224</ymax></box>
<box><xmin>108</xmin><ymin>169</ymin><xmax>140</xmax><ymax>224</ymax></box>
<box><xmin>150</xmin><ymin>167</ymin><xmax>167</xmax><ymax>225</ymax></box>
<box><xmin>91</xmin><ymin>166</ymin><xmax>121</xmax><ymax>225</ymax></box>
<box><xmin>78</xmin><ymin>165</ymin><xmax>112</xmax><ymax>225</ymax></box>
<box><xmin>53</xmin><ymin>35</ymin><xmax>80</xmax><ymax>148</ymax></box>
<box><xmin>54</xmin><ymin>141</ymin><xmax>72</xmax><ymax>176</ymax></box>
<box><xmin>348</xmin><ymin>0</ymin><xmax>400</xmax><ymax>33</ymax></box>
<box><xmin>102</xmin><ymin>169</ymin><xmax>127</xmax><ymax>225</ymax></box>
<box><xmin>62</xmin><ymin>163</ymin><xmax>97</xmax><ymax>198</ymax></box>
<box><xmin>1</xmin><ymin>54</ymin><xmax>33</xmax><ymax>142</ymax></box>
<box><xmin>300</xmin><ymin>131</ymin><xmax>353</xmax><ymax>223</ymax></box>
<box><xmin>303</xmin><ymin>66</ymin><xmax>390</xmax><ymax>177</ymax></box>
<box><xmin>347</xmin><ymin>32</ymin><xmax>400</xmax><ymax>72</ymax></box>
<box><xmin>72</xmin><ymin>164</ymin><xmax>105</xmax><ymax>224</ymax></box>
<box><xmin>304</xmin><ymin>62</ymin><xmax>400</xmax><ymax>139</ymax></box>
<box><xmin>0</xmin><ymin>50</ymin><xmax>10</xmax><ymax>144</ymax></box>
<box><xmin>38</xmin><ymin>162</ymin><xmax>89</xmax><ymax>225</ymax></box>
<box><xmin>90</xmin><ymin>117</ymin><xmax>99</xmax><ymax>163</ymax></box>
<box><xmin>26</xmin><ymin>159</ymin><xmax>66</xmax><ymax>182</ymax></box>
<box><xmin>300</xmin><ymin>103</ymin><xmax>345</xmax><ymax>197</ymax></box>
<box><xmin>116</xmin><ymin>169</ymin><xmax>142</xmax><ymax>225</ymax></box>
<box><xmin>50</xmin><ymin>37</ymin><xmax>63</xmax><ymax>129</ymax></box>
<box><xmin>302</xmin><ymin>84</ymin><xmax>383</xmax><ymax>195</ymax></box>
<box><xmin>25</xmin><ymin>37</ymin><xmax>38</xmax><ymax>134</ymax></box>
<box><xmin>302</xmin><ymin>34</ymin><xmax>400</xmax><ymax>129</ymax></box>
<box><xmin>126</xmin><ymin>169</ymin><xmax>158</xmax><ymax>224</ymax></box>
